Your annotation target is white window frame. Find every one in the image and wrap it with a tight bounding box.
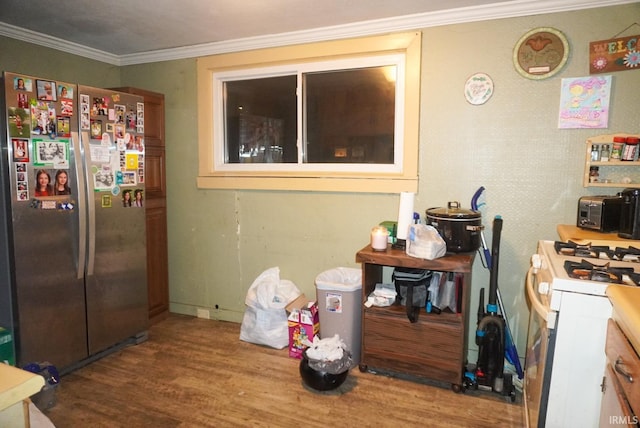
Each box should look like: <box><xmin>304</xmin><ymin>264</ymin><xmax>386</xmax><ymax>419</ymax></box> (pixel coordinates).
<box><xmin>213</xmin><ymin>55</ymin><xmax>405</xmax><ymax>174</ymax></box>
<box><xmin>197</xmin><ymin>32</ymin><xmax>421</xmax><ymax>193</ymax></box>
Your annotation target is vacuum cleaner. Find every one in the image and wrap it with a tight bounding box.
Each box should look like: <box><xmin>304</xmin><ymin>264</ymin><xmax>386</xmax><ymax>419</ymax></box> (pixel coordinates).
<box><xmin>471</xmin><ymin>187</ymin><xmax>523</xmax><ymax>381</ymax></box>
<box><xmin>466</xmin><ymin>215</ymin><xmax>515</xmax><ymax>401</ymax></box>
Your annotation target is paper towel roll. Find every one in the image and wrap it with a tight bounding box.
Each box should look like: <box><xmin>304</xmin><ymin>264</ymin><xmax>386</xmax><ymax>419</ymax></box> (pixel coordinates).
<box><xmin>396</xmin><ymin>192</ymin><xmax>414</xmax><ymax>240</ymax></box>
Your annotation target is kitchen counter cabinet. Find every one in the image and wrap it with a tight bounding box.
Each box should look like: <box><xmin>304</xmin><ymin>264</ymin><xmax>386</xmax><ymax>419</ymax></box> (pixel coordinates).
<box><xmin>601</xmin><ymin>285</ymin><xmax>640</xmax><ymax>426</ymax></box>
<box><xmin>356</xmin><ymin>245</ymin><xmax>474</xmax><ymax>391</ymax></box>
<box><xmin>557</xmin><ymin>224</ymin><xmax>640</xmax><ymax>247</ymax></box>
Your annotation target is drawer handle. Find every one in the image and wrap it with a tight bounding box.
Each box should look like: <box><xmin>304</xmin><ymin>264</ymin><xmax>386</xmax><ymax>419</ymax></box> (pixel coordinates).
<box><xmin>615</xmin><ymin>357</ymin><xmax>634</xmax><ymax>383</ymax></box>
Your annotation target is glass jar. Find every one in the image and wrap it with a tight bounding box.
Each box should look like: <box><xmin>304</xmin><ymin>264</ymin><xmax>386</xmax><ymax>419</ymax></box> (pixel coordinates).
<box><xmin>600</xmin><ymin>144</ymin><xmax>610</xmax><ymax>162</ymax></box>
<box><xmin>589</xmin><ymin>166</ymin><xmax>599</xmax><ymax>183</ymax></box>
<box><xmin>590</xmin><ymin>144</ymin><xmax>601</xmax><ymax>161</ymax></box>
<box><xmin>611</xmin><ymin>136</ymin><xmax>625</xmax><ymax>160</ymax></box>
<box><xmin>623</xmin><ymin>136</ymin><xmax>640</xmax><ymax>161</ymax></box>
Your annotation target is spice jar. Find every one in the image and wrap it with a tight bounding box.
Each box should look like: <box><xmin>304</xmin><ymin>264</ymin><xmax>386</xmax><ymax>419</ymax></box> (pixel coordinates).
<box><xmin>622</xmin><ymin>136</ymin><xmax>639</xmax><ymax>161</ymax></box>
<box><xmin>589</xmin><ymin>166</ymin><xmax>599</xmax><ymax>183</ymax></box>
<box><xmin>611</xmin><ymin>136</ymin><xmax>625</xmax><ymax>160</ymax></box>
<box><xmin>590</xmin><ymin>144</ymin><xmax>601</xmax><ymax>161</ymax></box>
<box><xmin>601</xmin><ymin>144</ymin><xmax>610</xmax><ymax>162</ymax></box>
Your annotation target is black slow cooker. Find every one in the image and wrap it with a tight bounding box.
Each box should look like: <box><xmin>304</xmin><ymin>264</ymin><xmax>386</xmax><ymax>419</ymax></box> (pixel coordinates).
<box><xmin>425</xmin><ymin>201</ymin><xmax>482</xmax><ymax>253</ymax></box>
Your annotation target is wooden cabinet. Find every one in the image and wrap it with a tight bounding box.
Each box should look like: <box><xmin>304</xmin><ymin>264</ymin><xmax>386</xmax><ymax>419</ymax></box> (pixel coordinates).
<box><xmin>600</xmin><ymin>318</ymin><xmax>639</xmax><ymax>427</ymax></box>
<box><xmin>112</xmin><ymin>87</ymin><xmax>169</xmax><ymax>325</ymax></box>
<box><xmin>355</xmin><ymin>245</ymin><xmax>474</xmax><ymax>391</ymax></box>
<box><xmin>584</xmin><ymin>133</ymin><xmax>640</xmax><ymax>188</ymax></box>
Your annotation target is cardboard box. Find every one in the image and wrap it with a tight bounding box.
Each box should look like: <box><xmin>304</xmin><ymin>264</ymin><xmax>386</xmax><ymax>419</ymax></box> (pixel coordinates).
<box><xmin>0</xmin><ymin>326</ymin><xmax>15</xmax><ymax>366</ymax></box>
<box><xmin>285</xmin><ymin>293</ymin><xmax>309</xmax><ymax>313</ymax></box>
<box><xmin>287</xmin><ymin>301</ymin><xmax>319</xmax><ymax>359</ymax></box>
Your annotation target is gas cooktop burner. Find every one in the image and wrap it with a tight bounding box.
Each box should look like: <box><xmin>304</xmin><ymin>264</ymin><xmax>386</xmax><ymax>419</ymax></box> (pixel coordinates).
<box><xmin>554</xmin><ymin>241</ymin><xmax>640</xmax><ymax>262</ymax></box>
<box><xmin>564</xmin><ymin>259</ymin><xmax>640</xmax><ymax>286</ymax></box>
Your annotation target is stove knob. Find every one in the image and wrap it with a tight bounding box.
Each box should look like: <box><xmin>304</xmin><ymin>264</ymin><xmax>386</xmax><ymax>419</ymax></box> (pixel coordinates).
<box><xmin>538</xmin><ymin>281</ymin><xmax>550</xmax><ymax>295</ymax></box>
<box><xmin>531</xmin><ymin>254</ymin><xmax>542</xmax><ymax>270</ymax></box>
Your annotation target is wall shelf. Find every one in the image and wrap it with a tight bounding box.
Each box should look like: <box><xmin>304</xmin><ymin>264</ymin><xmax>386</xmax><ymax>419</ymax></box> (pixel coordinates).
<box><xmin>584</xmin><ymin>133</ymin><xmax>640</xmax><ymax>188</ymax></box>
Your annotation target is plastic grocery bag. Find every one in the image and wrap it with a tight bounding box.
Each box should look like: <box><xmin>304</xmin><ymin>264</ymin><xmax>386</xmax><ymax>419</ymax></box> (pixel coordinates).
<box><xmin>240</xmin><ymin>267</ymin><xmax>301</xmax><ymax>349</ymax></box>
<box><xmin>406</xmin><ymin>224</ymin><xmax>446</xmax><ymax>260</ymax></box>
<box><xmin>305</xmin><ymin>335</ymin><xmax>353</xmax><ymax>374</ymax></box>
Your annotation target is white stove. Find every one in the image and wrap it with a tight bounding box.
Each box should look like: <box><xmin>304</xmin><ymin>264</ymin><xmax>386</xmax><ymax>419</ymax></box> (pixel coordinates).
<box><xmin>524</xmin><ymin>240</ymin><xmax>639</xmax><ymax>428</ymax></box>
<box><xmin>535</xmin><ymin>239</ymin><xmax>640</xmax><ymax>296</ymax></box>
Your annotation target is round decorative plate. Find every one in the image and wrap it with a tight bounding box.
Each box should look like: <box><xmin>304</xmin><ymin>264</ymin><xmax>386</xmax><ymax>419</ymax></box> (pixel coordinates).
<box><xmin>464</xmin><ymin>73</ymin><xmax>494</xmax><ymax>105</ymax></box>
<box><xmin>513</xmin><ymin>27</ymin><xmax>569</xmax><ymax>80</ymax></box>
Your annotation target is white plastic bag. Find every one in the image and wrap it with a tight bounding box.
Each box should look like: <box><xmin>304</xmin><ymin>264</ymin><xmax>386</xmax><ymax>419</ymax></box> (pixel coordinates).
<box><xmin>239</xmin><ymin>267</ymin><xmax>301</xmax><ymax>349</ymax></box>
<box><xmin>365</xmin><ymin>283</ymin><xmax>396</xmax><ymax>307</ymax></box>
<box><xmin>406</xmin><ymin>224</ymin><xmax>447</xmax><ymax>260</ymax></box>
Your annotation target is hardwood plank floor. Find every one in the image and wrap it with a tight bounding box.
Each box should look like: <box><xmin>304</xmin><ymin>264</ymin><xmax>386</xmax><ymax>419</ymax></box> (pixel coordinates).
<box><xmin>45</xmin><ymin>314</ymin><xmax>525</xmax><ymax>427</ymax></box>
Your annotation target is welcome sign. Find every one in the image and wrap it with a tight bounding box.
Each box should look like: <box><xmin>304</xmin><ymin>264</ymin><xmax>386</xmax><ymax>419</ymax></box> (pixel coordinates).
<box><xmin>590</xmin><ymin>34</ymin><xmax>640</xmax><ymax>74</ymax></box>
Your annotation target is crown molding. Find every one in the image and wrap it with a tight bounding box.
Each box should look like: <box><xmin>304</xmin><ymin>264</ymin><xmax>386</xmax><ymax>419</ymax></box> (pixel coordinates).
<box><xmin>0</xmin><ymin>0</ymin><xmax>637</xmax><ymax>66</ymax></box>
<box><xmin>0</xmin><ymin>21</ymin><xmax>120</xmax><ymax>65</ymax></box>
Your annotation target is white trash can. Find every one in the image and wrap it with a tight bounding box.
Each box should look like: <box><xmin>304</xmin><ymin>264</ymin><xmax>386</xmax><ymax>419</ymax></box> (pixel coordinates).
<box><xmin>315</xmin><ymin>267</ymin><xmax>362</xmax><ymax>366</ymax></box>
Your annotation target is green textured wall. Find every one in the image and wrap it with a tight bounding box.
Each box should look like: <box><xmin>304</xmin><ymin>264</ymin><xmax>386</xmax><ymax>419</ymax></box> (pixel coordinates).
<box><xmin>3</xmin><ymin>2</ymin><xmax>639</xmax><ymax>368</ymax></box>
<box><xmin>121</xmin><ymin>3</ymin><xmax>640</xmax><ymax>366</ymax></box>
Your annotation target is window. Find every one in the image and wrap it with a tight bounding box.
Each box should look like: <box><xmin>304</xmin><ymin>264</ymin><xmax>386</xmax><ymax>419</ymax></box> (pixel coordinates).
<box><xmin>197</xmin><ymin>32</ymin><xmax>421</xmax><ymax>192</ymax></box>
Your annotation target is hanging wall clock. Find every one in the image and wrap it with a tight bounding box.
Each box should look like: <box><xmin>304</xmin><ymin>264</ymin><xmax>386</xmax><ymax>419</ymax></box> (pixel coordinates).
<box><xmin>513</xmin><ymin>27</ymin><xmax>569</xmax><ymax>80</ymax></box>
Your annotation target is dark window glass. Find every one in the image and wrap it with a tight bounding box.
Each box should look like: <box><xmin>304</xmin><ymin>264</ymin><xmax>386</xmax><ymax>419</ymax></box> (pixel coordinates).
<box><xmin>304</xmin><ymin>66</ymin><xmax>396</xmax><ymax>164</ymax></box>
<box><xmin>224</xmin><ymin>76</ymin><xmax>297</xmax><ymax>163</ymax></box>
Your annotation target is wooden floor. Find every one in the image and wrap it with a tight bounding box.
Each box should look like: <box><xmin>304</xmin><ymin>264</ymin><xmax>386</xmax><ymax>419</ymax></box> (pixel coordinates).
<box><xmin>45</xmin><ymin>314</ymin><xmax>525</xmax><ymax>427</ymax></box>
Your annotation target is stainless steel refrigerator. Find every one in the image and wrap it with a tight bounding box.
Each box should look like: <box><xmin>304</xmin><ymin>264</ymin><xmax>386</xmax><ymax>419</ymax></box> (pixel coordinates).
<box><xmin>0</xmin><ymin>72</ymin><xmax>148</xmax><ymax>372</ymax></box>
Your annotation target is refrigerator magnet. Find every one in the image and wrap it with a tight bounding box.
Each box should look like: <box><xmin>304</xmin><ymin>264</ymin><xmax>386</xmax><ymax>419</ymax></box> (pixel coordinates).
<box><xmin>12</xmin><ymin>138</ymin><xmax>29</xmax><ymax>162</ymax></box>
<box><xmin>57</xmin><ymin>84</ymin><xmax>73</xmax><ymax>100</ymax></box>
<box><xmin>14</xmin><ymin>76</ymin><xmax>33</xmax><ymax>92</ymax></box>
<box><xmin>60</xmin><ymin>100</ymin><xmax>73</xmax><ymax>116</ymax></box>
<box><xmin>115</xmin><ymin>104</ymin><xmax>125</xmax><ymax>123</ymax></box>
<box><xmin>122</xmin><ymin>171</ymin><xmax>136</xmax><ymax>185</ymax></box>
<box><xmin>36</xmin><ymin>80</ymin><xmax>56</xmax><ymax>101</ymax></box>
<box><xmin>94</xmin><ymin>170</ymin><xmax>114</xmax><ymax>190</ymax></box>
<box><xmin>125</xmin><ymin>153</ymin><xmax>138</xmax><ymax>170</ymax></box>
<box><xmin>9</xmin><ymin>108</ymin><xmax>29</xmax><ymax>137</ymax></box>
<box><xmin>57</xmin><ymin>117</ymin><xmax>70</xmax><ymax>137</ymax></box>
<box><xmin>90</xmin><ymin>120</ymin><xmax>102</xmax><ymax>139</ymax></box>
<box><xmin>101</xmin><ymin>195</ymin><xmax>112</xmax><ymax>208</ymax></box>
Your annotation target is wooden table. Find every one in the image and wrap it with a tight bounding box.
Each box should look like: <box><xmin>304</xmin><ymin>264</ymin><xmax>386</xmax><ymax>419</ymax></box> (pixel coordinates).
<box><xmin>356</xmin><ymin>245</ymin><xmax>474</xmax><ymax>391</ymax></box>
<box><xmin>0</xmin><ymin>364</ymin><xmax>44</xmax><ymax>428</ymax></box>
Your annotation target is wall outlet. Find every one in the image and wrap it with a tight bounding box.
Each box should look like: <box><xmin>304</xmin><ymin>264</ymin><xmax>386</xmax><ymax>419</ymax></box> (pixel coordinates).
<box><xmin>197</xmin><ymin>308</ymin><xmax>210</xmax><ymax>319</ymax></box>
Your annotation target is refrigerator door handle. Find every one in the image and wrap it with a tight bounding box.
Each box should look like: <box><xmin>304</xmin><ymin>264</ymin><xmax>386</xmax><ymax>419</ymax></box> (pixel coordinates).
<box><xmin>72</xmin><ymin>131</ymin><xmax>87</xmax><ymax>279</ymax></box>
<box><xmin>80</xmin><ymin>131</ymin><xmax>96</xmax><ymax>276</ymax></box>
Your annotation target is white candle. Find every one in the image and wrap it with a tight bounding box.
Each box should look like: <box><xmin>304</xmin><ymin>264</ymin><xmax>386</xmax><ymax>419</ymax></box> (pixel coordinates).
<box><xmin>371</xmin><ymin>226</ymin><xmax>388</xmax><ymax>251</ymax></box>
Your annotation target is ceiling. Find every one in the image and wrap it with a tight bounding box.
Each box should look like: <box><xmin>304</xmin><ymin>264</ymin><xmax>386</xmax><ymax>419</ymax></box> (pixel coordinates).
<box><xmin>0</xmin><ymin>0</ymin><xmax>634</xmax><ymax>65</ymax></box>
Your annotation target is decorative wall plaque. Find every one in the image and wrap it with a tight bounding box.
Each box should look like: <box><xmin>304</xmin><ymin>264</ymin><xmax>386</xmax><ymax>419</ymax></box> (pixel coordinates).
<box><xmin>513</xmin><ymin>27</ymin><xmax>569</xmax><ymax>80</ymax></box>
<box><xmin>590</xmin><ymin>34</ymin><xmax>640</xmax><ymax>74</ymax></box>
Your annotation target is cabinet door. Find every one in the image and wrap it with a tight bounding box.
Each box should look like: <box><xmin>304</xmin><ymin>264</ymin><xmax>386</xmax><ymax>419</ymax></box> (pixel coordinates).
<box><xmin>599</xmin><ymin>364</ymin><xmax>636</xmax><ymax>427</ymax></box>
<box><xmin>112</xmin><ymin>87</ymin><xmax>168</xmax><ymax>324</ymax></box>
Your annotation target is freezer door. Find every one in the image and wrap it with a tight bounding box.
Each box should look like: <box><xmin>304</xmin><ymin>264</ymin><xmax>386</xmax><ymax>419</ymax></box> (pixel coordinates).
<box><xmin>1</xmin><ymin>72</ymin><xmax>87</xmax><ymax>369</ymax></box>
<box><xmin>78</xmin><ymin>86</ymin><xmax>148</xmax><ymax>355</ymax></box>
<box><xmin>12</xmin><ymin>201</ymin><xmax>87</xmax><ymax>368</ymax></box>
